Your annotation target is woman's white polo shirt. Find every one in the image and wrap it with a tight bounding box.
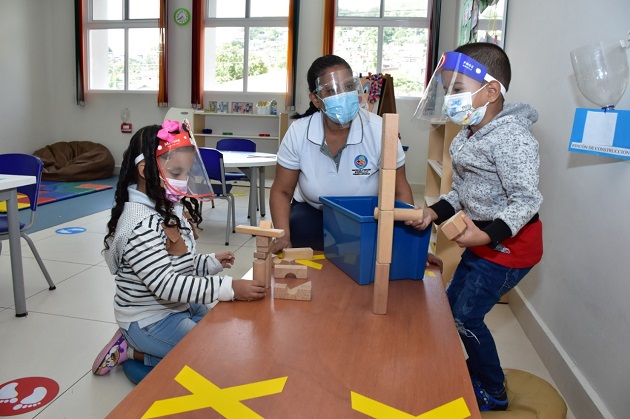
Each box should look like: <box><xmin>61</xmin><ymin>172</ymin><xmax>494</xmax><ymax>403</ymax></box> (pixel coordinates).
<box><xmin>276</xmin><ymin>109</ymin><xmax>405</xmax><ymax>210</ymax></box>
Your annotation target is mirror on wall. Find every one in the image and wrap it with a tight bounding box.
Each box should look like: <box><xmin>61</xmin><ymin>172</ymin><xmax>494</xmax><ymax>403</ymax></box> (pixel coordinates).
<box><xmin>459</xmin><ymin>0</ymin><xmax>508</xmax><ymax>48</ymax></box>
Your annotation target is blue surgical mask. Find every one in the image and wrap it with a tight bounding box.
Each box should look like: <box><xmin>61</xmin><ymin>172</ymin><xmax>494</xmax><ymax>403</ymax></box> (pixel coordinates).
<box><xmin>320</xmin><ymin>91</ymin><xmax>360</xmax><ymax>125</ymax></box>
<box><xmin>442</xmin><ymin>84</ymin><xmax>489</xmax><ymax>126</ymax></box>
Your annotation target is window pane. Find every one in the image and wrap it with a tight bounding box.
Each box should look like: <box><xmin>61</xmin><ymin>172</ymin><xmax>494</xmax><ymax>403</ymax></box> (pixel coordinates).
<box><xmin>89</xmin><ymin>29</ymin><xmax>124</xmax><ymax>90</ymax></box>
<box><xmin>476</xmin><ymin>0</ymin><xmax>505</xmax><ymax>44</ymax></box>
<box><xmin>248</xmin><ymin>27</ymin><xmax>288</xmax><ymax>92</ymax></box>
<box><xmin>383</xmin><ymin>27</ymin><xmax>427</xmax><ymax>96</ymax></box>
<box><xmin>384</xmin><ymin>0</ymin><xmax>428</xmax><ymax>18</ymax></box>
<box><xmin>92</xmin><ymin>0</ymin><xmax>123</xmax><ymax>20</ymax></box>
<box><xmin>250</xmin><ymin>0</ymin><xmax>289</xmax><ymax>17</ymax></box>
<box><xmin>337</xmin><ymin>0</ymin><xmax>380</xmax><ymax>17</ymax></box>
<box><xmin>128</xmin><ymin>28</ymin><xmax>159</xmax><ymax>90</ymax></box>
<box><xmin>334</xmin><ymin>26</ymin><xmax>378</xmax><ymax>74</ymax></box>
<box><xmin>208</xmin><ymin>0</ymin><xmax>246</xmax><ymax>18</ymax></box>
<box><xmin>129</xmin><ymin>0</ymin><xmax>159</xmax><ymax>19</ymax></box>
<box><xmin>204</xmin><ymin>27</ymin><xmax>245</xmax><ymax>91</ymax></box>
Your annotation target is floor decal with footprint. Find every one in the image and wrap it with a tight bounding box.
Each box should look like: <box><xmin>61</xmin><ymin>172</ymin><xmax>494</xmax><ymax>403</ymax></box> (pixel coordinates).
<box><xmin>0</xmin><ymin>377</ymin><xmax>59</xmax><ymax>416</ymax></box>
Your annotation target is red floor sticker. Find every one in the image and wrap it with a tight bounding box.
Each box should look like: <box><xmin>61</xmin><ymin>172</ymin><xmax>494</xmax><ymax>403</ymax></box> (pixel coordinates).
<box><xmin>0</xmin><ymin>377</ymin><xmax>59</xmax><ymax>416</ymax></box>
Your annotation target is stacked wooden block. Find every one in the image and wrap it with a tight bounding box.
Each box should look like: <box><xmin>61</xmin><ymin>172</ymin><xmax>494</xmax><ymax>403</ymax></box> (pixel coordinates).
<box><xmin>372</xmin><ymin>114</ymin><xmax>424</xmax><ymax>314</ymax></box>
<box><xmin>234</xmin><ymin>222</ymin><xmax>312</xmax><ymax>301</ymax></box>
<box><xmin>235</xmin><ymin>221</ymin><xmax>284</xmax><ymax>289</ymax></box>
<box><xmin>273</xmin><ymin>248</ymin><xmax>313</xmax><ymax>301</ymax></box>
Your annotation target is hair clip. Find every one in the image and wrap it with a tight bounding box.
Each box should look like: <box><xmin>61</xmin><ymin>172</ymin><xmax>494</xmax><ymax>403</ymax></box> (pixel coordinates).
<box><xmin>157</xmin><ymin>119</ymin><xmax>182</xmax><ymax>143</ymax></box>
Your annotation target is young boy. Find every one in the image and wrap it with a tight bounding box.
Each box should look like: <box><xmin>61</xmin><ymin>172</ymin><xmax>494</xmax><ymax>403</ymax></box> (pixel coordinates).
<box><xmin>415</xmin><ymin>43</ymin><xmax>543</xmax><ymax>411</ymax></box>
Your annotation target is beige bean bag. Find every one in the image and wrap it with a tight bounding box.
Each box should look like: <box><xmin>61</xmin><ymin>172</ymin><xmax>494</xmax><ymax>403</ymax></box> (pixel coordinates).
<box><xmin>33</xmin><ymin>141</ymin><xmax>115</xmax><ymax>181</ymax></box>
<box><xmin>481</xmin><ymin>369</ymin><xmax>567</xmax><ymax>418</ymax></box>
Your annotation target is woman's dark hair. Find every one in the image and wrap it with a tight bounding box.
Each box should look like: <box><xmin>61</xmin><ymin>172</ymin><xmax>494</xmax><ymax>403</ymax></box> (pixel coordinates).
<box><xmin>103</xmin><ymin>123</ymin><xmax>202</xmax><ymax>250</ymax></box>
<box><xmin>292</xmin><ymin>54</ymin><xmax>352</xmax><ymax>119</ymax></box>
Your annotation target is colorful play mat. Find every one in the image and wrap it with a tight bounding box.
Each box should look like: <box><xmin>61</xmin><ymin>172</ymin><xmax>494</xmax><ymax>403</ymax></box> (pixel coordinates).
<box><xmin>0</xmin><ymin>180</ymin><xmax>113</xmax><ymax>213</ymax></box>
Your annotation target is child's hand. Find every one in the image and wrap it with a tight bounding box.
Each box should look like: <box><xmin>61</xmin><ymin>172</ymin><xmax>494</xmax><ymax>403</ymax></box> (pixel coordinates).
<box><xmin>454</xmin><ymin>214</ymin><xmax>491</xmax><ymax>248</ymax></box>
<box><xmin>215</xmin><ymin>251</ymin><xmax>235</xmax><ymax>269</ymax></box>
<box><xmin>417</xmin><ymin>207</ymin><xmax>438</xmax><ymax>230</ymax></box>
<box><xmin>404</xmin><ymin>205</ymin><xmax>425</xmax><ymax>230</ymax></box>
<box><xmin>232</xmin><ymin>280</ymin><xmax>266</xmax><ymax>301</ymax></box>
<box><xmin>426</xmin><ymin>253</ymin><xmax>443</xmax><ymax>273</ymax></box>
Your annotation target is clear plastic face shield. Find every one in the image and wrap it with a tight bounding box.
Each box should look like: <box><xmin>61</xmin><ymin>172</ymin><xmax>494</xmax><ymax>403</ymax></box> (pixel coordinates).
<box><xmin>155</xmin><ymin>119</ymin><xmax>214</xmax><ymax>202</ymax></box>
<box><xmin>413</xmin><ymin>52</ymin><xmax>507</xmax><ymax>125</ymax></box>
<box><xmin>314</xmin><ymin>69</ymin><xmax>366</xmax><ymax>127</ymax></box>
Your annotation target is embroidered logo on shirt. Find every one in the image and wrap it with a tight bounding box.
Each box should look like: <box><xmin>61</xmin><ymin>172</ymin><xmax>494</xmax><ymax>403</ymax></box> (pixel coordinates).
<box><xmin>352</xmin><ymin>155</ymin><xmax>371</xmax><ymax>175</ymax></box>
<box><xmin>492</xmin><ymin>243</ymin><xmax>511</xmax><ymax>254</ymax></box>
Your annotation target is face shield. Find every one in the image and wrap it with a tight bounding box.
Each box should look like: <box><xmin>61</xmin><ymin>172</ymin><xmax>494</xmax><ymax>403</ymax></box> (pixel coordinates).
<box><xmin>314</xmin><ymin>69</ymin><xmax>366</xmax><ymax>127</ymax></box>
<box><xmin>155</xmin><ymin>119</ymin><xmax>214</xmax><ymax>202</ymax></box>
<box><xmin>413</xmin><ymin>52</ymin><xmax>507</xmax><ymax>123</ymax></box>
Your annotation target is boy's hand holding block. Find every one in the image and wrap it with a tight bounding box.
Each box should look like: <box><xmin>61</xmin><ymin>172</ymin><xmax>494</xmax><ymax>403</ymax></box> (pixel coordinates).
<box><xmin>441</xmin><ymin>210</ymin><xmax>467</xmax><ymax>240</ymax></box>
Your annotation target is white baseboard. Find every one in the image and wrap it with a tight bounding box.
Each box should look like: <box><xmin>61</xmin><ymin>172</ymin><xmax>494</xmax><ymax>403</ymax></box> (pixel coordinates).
<box><xmin>510</xmin><ymin>288</ymin><xmax>614</xmax><ymax>419</ymax></box>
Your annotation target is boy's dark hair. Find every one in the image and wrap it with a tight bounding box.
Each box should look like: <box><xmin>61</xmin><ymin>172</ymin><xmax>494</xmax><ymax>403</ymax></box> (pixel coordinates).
<box><xmin>292</xmin><ymin>54</ymin><xmax>352</xmax><ymax>119</ymax></box>
<box><xmin>455</xmin><ymin>43</ymin><xmax>511</xmax><ymax>92</ymax></box>
<box><xmin>103</xmin><ymin>124</ymin><xmax>201</xmax><ymax>251</ymax></box>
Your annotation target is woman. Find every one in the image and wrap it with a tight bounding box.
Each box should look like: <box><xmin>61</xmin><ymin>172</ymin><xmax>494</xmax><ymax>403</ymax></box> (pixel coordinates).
<box><xmin>270</xmin><ymin>54</ymin><xmax>418</xmax><ymax>253</ymax></box>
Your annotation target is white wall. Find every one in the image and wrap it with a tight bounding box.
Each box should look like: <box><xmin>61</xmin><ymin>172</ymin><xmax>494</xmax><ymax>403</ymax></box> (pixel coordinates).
<box><xmin>2</xmin><ymin>0</ymin><xmax>630</xmax><ymax>416</ymax></box>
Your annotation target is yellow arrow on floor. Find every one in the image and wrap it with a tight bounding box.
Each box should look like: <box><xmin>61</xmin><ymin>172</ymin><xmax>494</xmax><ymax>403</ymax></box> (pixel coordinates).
<box><xmin>142</xmin><ymin>365</ymin><xmax>287</xmax><ymax>419</ymax></box>
<box><xmin>351</xmin><ymin>393</ymin><xmax>471</xmax><ymax>419</ymax></box>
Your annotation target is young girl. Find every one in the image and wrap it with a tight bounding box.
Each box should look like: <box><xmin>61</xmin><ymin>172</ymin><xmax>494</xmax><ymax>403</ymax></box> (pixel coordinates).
<box><xmin>92</xmin><ymin>120</ymin><xmax>266</xmax><ymax>384</ymax></box>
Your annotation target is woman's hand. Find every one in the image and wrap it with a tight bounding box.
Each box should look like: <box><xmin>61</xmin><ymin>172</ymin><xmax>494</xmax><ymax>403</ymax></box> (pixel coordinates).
<box><xmin>215</xmin><ymin>251</ymin><xmax>235</xmax><ymax>269</ymax></box>
<box><xmin>270</xmin><ymin>237</ymin><xmax>292</xmax><ymax>254</ymax></box>
<box><xmin>426</xmin><ymin>253</ymin><xmax>444</xmax><ymax>273</ymax></box>
<box><xmin>232</xmin><ymin>280</ymin><xmax>266</xmax><ymax>301</ymax></box>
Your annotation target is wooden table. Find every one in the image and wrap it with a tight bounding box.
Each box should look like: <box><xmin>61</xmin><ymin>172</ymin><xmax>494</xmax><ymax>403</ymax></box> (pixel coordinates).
<box><xmin>108</xmin><ymin>260</ymin><xmax>480</xmax><ymax>418</ymax></box>
<box><xmin>0</xmin><ymin>174</ymin><xmax>36</xmax><ymax>317</ymax></box>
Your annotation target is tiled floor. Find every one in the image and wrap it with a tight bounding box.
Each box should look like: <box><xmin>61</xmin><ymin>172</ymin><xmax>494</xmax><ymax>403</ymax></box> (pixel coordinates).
<box><xmin>0</xmin><ymin>186</ymin><xmax>574</xmax><ymax>418</ymax></box>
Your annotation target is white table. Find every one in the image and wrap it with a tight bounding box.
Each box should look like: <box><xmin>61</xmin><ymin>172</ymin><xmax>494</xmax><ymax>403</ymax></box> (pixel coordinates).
<box><xmin>0</xmin><ymin>174</ymin><xmax>36</xmax><ymax>317</ymax></box>
<box><xmin>220</xmin><ymin>151</ymin><xmax>277</xmax><ymax>226</ymax></box>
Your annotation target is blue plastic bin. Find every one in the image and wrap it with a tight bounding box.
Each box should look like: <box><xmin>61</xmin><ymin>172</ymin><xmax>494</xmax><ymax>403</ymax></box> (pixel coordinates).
<box><xmin>321</xmin><ymin>196</ymin><xmax>430</xmax><ymax>285</ymax></box>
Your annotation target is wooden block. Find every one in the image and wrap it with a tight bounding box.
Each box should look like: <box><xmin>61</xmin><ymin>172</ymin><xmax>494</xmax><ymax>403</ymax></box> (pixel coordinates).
<box><xmin>254</xmin><ymin>250</ymin><xmax>270</xmax><ymax>260</ymax></box>
<box><xmin>281</xmin><ymin>247</ymin><xmax>314</xmax><ymax>261</ymax></box>
<box><xmin>377</xmin><ymin>169</ymin><xmax>396</xmax><ymax>211</ymax></box>
<box><xmin>252</xmin><ymin>259</ymin><xmax>267</xmax><ymax>287</ymax></box>
<box><xmin>274</xmin><ymin>264</ymin><xmax>308</xmax><ymax>279</ymax></box>
<box><xmin>256</xmin><ymin>236</ymin><xmax>272</xmax><ymax>247</ymax></box>
<box><xmin>235</xmin><ymin>225</ymin><xmax>285</xmax><ymax>238</ymax></box>
<box><xmin>264</xmin><ymin>253</ymin><xmax>273</xmax><ymax>288</ymax></box>
<box><xmin>381</xmin><ymin>113</ymin><xmax>399</xmax><ymax>170</ymax></box>
<box><xmin>373</xmin><ymin>260</ymin><xmax>391</xmax><ymax>315</ymax></box>
<box><xmin>375</xmin><ymin>210</ymin><xmax>394</xmax><ymax>264</ymax></box>
<box><xmin>273</xmin><ymin>279</ymin><xmax>311</xmax><ymax>301</ymax></box>
<box><xmin>273</xmin><ymin>256</ymin><xmax>291</xmax><ymax>266</ymax></box>
<box><xmin>259</xmin><ymin>220</ymin><xmax>273</xmax><ymax>229</ymax></box>
<box><xmin>374</xmin><ymin>207</ymin><xmax>423</xmax><ymax>222</ymax></box>
<box><xmin>441</xmin><ymin>210</ymin><xmax>467</xmax><ymax>240</ymax></box>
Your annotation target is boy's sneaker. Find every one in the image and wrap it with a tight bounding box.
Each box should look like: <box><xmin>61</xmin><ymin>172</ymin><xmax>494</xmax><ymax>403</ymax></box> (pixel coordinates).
<box><xmin>470</xmin><ymin>375</ymin><xmax>509</xmax><ymax>411</ymax></box>
<box><xmin>92</xmin><ymin>330</ymin><xmax>129</xmax><ymax>375</ymax></box>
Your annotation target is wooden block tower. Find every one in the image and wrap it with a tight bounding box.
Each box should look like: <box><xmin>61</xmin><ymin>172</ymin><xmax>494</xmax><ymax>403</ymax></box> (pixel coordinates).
<box><xmin>372</xmin><ymin>113</ymin><xmax>423</xmax><ymax>314</ymax></box>
<box><xmin>235</xmin><ymin>222</ymin><xmax>284</xmax><ymax>288</ymax></box>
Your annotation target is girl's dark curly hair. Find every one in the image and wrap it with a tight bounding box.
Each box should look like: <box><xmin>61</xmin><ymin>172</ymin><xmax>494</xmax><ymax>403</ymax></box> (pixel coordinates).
<box><xmin>103</xmin><ymin>123</ymin><xmax>202</xmax><ymax>251</ymax></box>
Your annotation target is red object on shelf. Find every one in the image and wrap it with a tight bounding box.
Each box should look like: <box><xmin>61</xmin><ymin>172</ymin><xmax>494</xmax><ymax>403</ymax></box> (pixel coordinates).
<box><xmin>258</xmin><ymin>133</ymin><xmax>270</xmax><ymax>137</ymax></box>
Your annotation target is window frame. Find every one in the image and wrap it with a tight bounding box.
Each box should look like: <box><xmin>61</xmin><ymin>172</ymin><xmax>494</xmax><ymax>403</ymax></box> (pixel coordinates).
<box><xmin>335</xmin><ymin>1</ymin><xmax>432</xmax><ymax>98</ymax></box>
<box><xmin>204</xmin><ymin>2</ymin><xmax>289</xmax><ymax>93</ymax></box>
<box><xmin>85</xmin><ymin>0</ymin><xmax>160</xmax><ymax>92</ymax></box>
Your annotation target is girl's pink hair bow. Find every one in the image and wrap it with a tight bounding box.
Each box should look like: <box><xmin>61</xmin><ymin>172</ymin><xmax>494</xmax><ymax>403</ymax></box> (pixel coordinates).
<box><xmin>157</xmin><ymin>120</ymin><xmax>182</xmax><ymax>143</ymax></box>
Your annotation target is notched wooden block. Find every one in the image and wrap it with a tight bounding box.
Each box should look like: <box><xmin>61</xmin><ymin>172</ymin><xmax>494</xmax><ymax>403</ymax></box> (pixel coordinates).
<box><xmin>273</xmin><ymin>279</ymin><xmax>312</xmax><ymax>301</ymax></box>
<box><xmin>274</xmin><ymin>264</ymin><xmax>308</xmax><ymax>279</ymax></box>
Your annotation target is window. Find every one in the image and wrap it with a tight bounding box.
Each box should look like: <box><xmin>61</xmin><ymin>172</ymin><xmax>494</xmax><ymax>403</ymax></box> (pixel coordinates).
<box><xmin>87</xmin><ymin>0</ymin><xmax>160</xmax><ymax>91</ymax></box>
<box><xmin>204</xmin><ymin>0</ymin><xmax>289</xmax><ymax>93</ymax></box>
<box><xmin>334</xmin><ymin>0</ymin><xmax>431</xmax><ymax>97</ymax></box>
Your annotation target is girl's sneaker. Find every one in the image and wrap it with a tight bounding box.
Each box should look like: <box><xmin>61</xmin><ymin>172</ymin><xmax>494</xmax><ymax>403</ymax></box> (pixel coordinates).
<box><xmin>92</xmin><ymin>330</ymin><xmax>129</xmax><ymax>375</ymax></box>
<box><xmin>470</xmin><ymin>375</ymin><xmax>509</xmax><ymax>411</ymax></box>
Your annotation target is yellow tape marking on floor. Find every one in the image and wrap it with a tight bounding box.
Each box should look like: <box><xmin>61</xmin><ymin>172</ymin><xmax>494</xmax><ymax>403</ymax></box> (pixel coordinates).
<box><xmin>351</xmin><ymin>393</ymin><xmax>471</xmax><ymax>419</ymax></box>
<box><xmin>142</xmin><ymin>365</ymin><xmax>287</xmax><ymax>419</ymax></box>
